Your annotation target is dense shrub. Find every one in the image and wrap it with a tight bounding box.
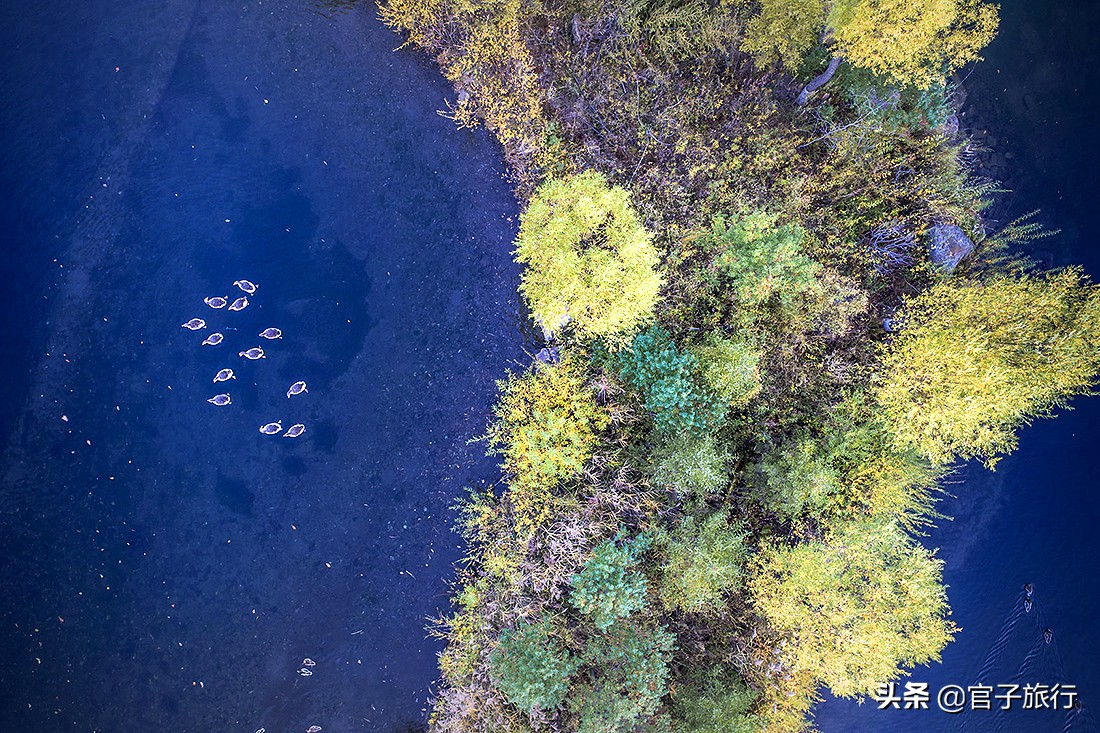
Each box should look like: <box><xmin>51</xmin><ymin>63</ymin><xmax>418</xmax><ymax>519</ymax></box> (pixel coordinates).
<box><xmin>569</xmin><ymin>620</ymin><xmax>675</xmax><ymax>733</ymax></box>
<box><xmin>490</xmin><ymin>617</ymin><xmax>580</xmax><ymax>713</ymax></box>
<box><xmin>658</xmin><ymin>513</ymin><xmax>748</xmax><ymax>613</ymax></box>
<box><xmin>651</xmin><ymin>433</ymin><xmax>730</xmax><ymax>497</ymax></box>
<box><xmin>756</xmin><ymin>436</ymin><xmax>842</xmax><ymax>520</ymax></box>
<box><xmin>691</xmin><ymin>335</ymin><xmax>762</xmax><ymax>410</ymax></box>
<box><xmin>704</xmin><ymin>212</ymin><xmax>822</xmax><ymax>314</ymax></box>
<box><xmin>749</xmin><ymin>518</ymin><xmax>956</xmax><ymax>698</ymax></box>
<box><xmin>487</xmin><ymin>357</ymin><xmax>609</xmax><ymax>534</ymax></box>
<box><xmin>672</xmin><ymin>668</ymin><xmax>763</xmax><ymax>733</ymax></box>
<box><xmin>515</xmin><ymin>171</ymin><xmax>663</xmax><ymax>340</ymax></box>
<box><xmin>613</xmin><ymin>326</ymin><xmax>726</xmax><ymax>436</ymax></box>
<box><xmin>571</xmin><ymin>532</ymin><xmax>652</xmax><ymax>630</ymax></box>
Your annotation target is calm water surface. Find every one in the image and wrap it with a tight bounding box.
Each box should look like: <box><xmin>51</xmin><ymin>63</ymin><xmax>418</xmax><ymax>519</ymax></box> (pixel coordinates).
<box><xmin>0</xmin><ymin>1</ymin><xmax>523</xmax><ymax>730</ymax></box>
<box><xmin>815</xmin><ymin>1</ymin><xmax>1100</xmax><ymax>731</ymax></box>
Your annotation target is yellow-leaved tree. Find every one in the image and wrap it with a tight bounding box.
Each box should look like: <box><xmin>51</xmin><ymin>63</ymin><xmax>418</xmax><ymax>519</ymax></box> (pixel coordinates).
<box><xmin>486</xmin><ymin>357</ymin><xmax>609</xmax><ymax>534</ymax></box>
<box><xmin>515</xmin><ymin>171</ymin><xmax>663</xmax><ymax>341</ymax></box>
<box><xmin>829</xmin><ymin>0</ymin><xmax>999</xmax><ymax>88</ymax></box>
<box><xmin>877</xmin><ymin>269</ymin><xmax>1100</xmax><ymax>466</ymax></box>
<box><xmin>743</xmin><ymin>0</ymin><xmax>999</xmax><ymax>89</ymax></box>
<box><xmin>750</xmin><ymin>519</ymin><xmax>955</xmax><ymax>703</ymax></box>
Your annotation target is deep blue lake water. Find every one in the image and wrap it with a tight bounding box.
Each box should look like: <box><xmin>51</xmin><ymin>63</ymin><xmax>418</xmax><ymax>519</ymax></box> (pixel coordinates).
<box><xmin>1</xmin><ymin>1</ymin><xmax>1097</xmax><ymax>732</ymax></box>
<box><xmin>0</xmin><ymin>1</ymin><xmax>524</xmax><ymax>730</ymax></box>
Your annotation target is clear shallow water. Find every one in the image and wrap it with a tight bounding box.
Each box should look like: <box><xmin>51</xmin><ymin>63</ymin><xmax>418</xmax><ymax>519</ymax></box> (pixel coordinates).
<box><xmin>0</xmin><ymin>1</ymin><xmax>523</xmax><ymax>730</ymax></box>
<box><xmin>814</xmin><ymin>1</ymin><xmax>1100</xmax><ymax>731</ymax></box>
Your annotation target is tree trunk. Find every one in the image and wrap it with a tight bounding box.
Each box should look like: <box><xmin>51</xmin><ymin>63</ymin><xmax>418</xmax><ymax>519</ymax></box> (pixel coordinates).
<box><xmin>797</xmin><ymin>55</ymin><xmax>842</xmax><ymax>106</ymax></box>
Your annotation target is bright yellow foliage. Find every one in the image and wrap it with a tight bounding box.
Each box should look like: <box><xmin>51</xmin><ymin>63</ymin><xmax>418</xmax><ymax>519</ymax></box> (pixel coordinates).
<box><xmin>487</xmin><ymin>357</ymin><xmax>609</xmax><ymax>534</ymax></box>
<box><xmin>829</xmin><ymin>0</ymin><xmax>999</xmax><ymax>88</ymax></box>
<box><xmin>750</xmin><ymin>519</ymin><xmax>956</xmax><ymax>699</ymax></box>
<box><xmin>741</xmin><ymin>0</ymin><xmax>825</xmax><ymax>71</ymax></box>
<box><xmin>741</xmin><ymin>0</ymin><xmax>998</xmax><ymax>87</ymax></box>
<box><xmin>516</xmin><ymin>171</ymin><xmax>663</xmax><ymax>341</ymax></box>
<box><xmin>878</xmin><ymin>269</ymin><xmax>1100</xmax><ymax>467</ymax></box>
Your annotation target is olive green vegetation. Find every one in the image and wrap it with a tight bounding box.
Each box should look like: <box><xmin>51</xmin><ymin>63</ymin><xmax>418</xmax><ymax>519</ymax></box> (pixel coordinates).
<box><xmin>379</xmin><ymin>0</ymin><xmax>1100</xmax><ymax>730</ymax></box>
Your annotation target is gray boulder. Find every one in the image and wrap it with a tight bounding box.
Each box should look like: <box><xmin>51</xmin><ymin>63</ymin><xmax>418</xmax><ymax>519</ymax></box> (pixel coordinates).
<box><xmin>927</xmin><ymin>224</ymin><xmax>975</xmax><ymax>273</ymax></box>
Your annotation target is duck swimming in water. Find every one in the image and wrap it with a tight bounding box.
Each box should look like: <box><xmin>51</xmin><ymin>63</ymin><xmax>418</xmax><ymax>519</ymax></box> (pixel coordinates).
<box><xmin>239</xmin><ymin>347</ymin><xmax>265</xmax><ymax>360</ymax></box>
<box><xmin>213</xmin><ymin>368</ymin><xmax>235</xmax><ymax>382</ymax></box>
<box><xmin>181</xmin><ymin>318</ymin><xmax>206</xmax><ymax>330</ymax></box>
<box><xmin>207</xmin><ymin>393</ymin><xmax>232</xmax><ymax>406</ymax></box>
<box><xmin>1024</xmin><ymin>598</ymin><xmax>1033</xmax><ymax>614</ymax></box>
<box><xmin>1044</xmin><ymin>628</ymin><xmax>1053</xmax><ymax>644</ymax></box>
<box><xmin>287</xmin><ymin>381</ymin><xmax>307</xmax><ymax>398</ymax></box>
<box><xmin>234</xmin><ymin>279</ymin><xmax>258</xmax><ymax>294</ymax></box>
<box><xmin>284</xmin><ymin>424</ymin><xmax>306</xmax><ymax>438</ymax></box>
<box><xmin>259</xmin><ymin>327</ymin><xmax>282</xmax><ymax>340</ymax></box>
<box><xmin>202</xmin><ymin>332</ymin><xmax>224</xmax><ymax>346</ymax></box>
<box><xmin>259</xmin><ymin>420</ymin><xmax>283</xmax><ymax>435</ymax></box>
<box><xmin>228</xmin><ymin>296</ymin><xmax>249</xmax><ymax>312</ymax></box>
<box><xmin>204</xmin><ymin>296</ymin><xmax>229</xmax><ymax>309</ymax></box>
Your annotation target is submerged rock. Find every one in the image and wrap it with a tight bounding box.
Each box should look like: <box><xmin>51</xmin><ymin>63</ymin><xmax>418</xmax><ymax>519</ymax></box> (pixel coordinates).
<box><xmin>927</xmin><ymin>224</ymin><xmax>975</xmax><ymax>273</ymax></box>
<box><xmin>535</xmin><ymin>346</ymin><xmax>560</xmax><ymax>364</ymax></box>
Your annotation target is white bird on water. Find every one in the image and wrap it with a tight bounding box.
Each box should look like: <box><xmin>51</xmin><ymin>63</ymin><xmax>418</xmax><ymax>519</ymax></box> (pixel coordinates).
<box><xmin>287</xmin><ymin>381</ymin><xmax>307</xmax><ymax>398</ymax></box>
<box><xmin>213</xmin><ymin>368</ymin><xmax>235</xmax><ymax>383</ymax></box>
<box><xmin>234</xmin><ymin>279</ymin><xmax>258</xmax><ymax>295</ymax></box>
<box><xmin>239</xmin><ymin>347</ymin><xmax>265</xmax><ymax>360</ymax></box>
<box><xmin>207</xmin><ymin>394</ymin><xmax>232</xmax><ymax>406</ymax></box>
<box><xmin>181</xmin><ymin>318</ymin><xmax>206</xmax><ymax>330</ymax></box>
<box><xmin>284</xmin><ymin>424</ymin><xmax>306</xmax><ymax>438</ymax></box>
<box><xmin>259</xmin><ymin>420</ymin><xmax>283</xmax><ymax>435</ymax></box>
<box><xmin>228</xmin><ymin>296</ymin><xmax>249</xmax><ymax>312</ymax></box>
<box><xmin>204</xmin><ymin>296</ymin><xmax>229</xmax><ymax>309</ymax></box>
<box><xmin>259</xmin><ymin>327</ymin><xmax>282</xmax><ymax>340</ymax></box>
<box><xmin>202</xmin><ymin>333</ymin><xmax>224</xmax><ymax>346</ymax></box>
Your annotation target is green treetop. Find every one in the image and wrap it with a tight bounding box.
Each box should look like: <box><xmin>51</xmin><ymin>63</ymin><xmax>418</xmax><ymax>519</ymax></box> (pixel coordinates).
<box><xmin>571</xmin><ymin>532</ymin><xmax>652</xmax><ymax>630</ymax></box>
<box><xmin>515</xmin><ymin>171</ymin><xmax>663</xmax><ymax>341</ymax></box>
<box><xmin>877</xmin><ymin>269</ymin><xmax>1100</xmax><ymax>467</ymax></box>
<box><xmin>490</xmin><ymin>616</ymin><xmax>580</xmax><ymax>712</ymax></box>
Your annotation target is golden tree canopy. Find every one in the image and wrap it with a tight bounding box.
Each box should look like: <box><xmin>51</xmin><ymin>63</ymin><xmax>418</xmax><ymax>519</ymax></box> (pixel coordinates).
<box><xmin>877</xmin><ymin>269</ymin><xmax>1100</xmax><ymax>466</ymax></box>
<box><xmin>515</xmin><ymin>171</ymin><xmax>663</xmax><ymax>341</ymax></box>
<box><xmin>829</xmin><ymin>0</ymin><xmax>999</xmax><ymax>88</ymax></box>
<box><xmin>750</xmin><ymin>519</ymin><xmax>956</xmax><ymax>698</ymax></box>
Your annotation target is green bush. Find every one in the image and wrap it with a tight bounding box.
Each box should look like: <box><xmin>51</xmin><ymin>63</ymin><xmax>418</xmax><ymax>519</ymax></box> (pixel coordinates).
<box><xmin>691</xmin><ymin>335</ymin><xmax>762</xmax><ymax>410</ymax></box>
<box><xmin>705</xmin><ymin>212</ymin><xmax>822</xmax><ymax>314</ymax></box>
<box><xmin>490</xmin><ymin>617</ymin><xmax>580</xmax><ymax>713</ymax></box>
<box><xmin>569</xmin><ymin>620</ymin><xmax>675</xmax><ymax>733</ymax></box>
<box><xmin>651</xmin><ymin>433</ymin><xmax>730</xmax><ymax>497</ymax></box>
<box><xmin>614</xmin><ymin>326</ymin><xmax>726</xmax><ymax>436</ymax></box>
<box><xmin>571</xmin><ymin>532</ymin><xmax>652</xmax><ymax>630</ymax></box>
<box><xmin>658</xmin><ymin>513</ymin><xmax>749</xmax><ymax>613</ymax></box>
<box><xmin>515</xmin><ymin>171</ymin><xmax>663</xmax><ymax>340</ymax></box>
<box><xmin>672</xmin><ymin>668</ymin><xmax>763</xmax><ymax>733</ymax></box>
<box><xmin>756</xmin><ymin>436</ymin><xmax>842</xmax><ymax>520</ymax></box>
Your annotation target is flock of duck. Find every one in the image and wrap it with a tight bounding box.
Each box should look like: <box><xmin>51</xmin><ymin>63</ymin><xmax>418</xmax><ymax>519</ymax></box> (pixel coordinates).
<box><xmin>181</xmin><ymin>279</ymin><xmax>308</xmax><ymax>438</ymax></box>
